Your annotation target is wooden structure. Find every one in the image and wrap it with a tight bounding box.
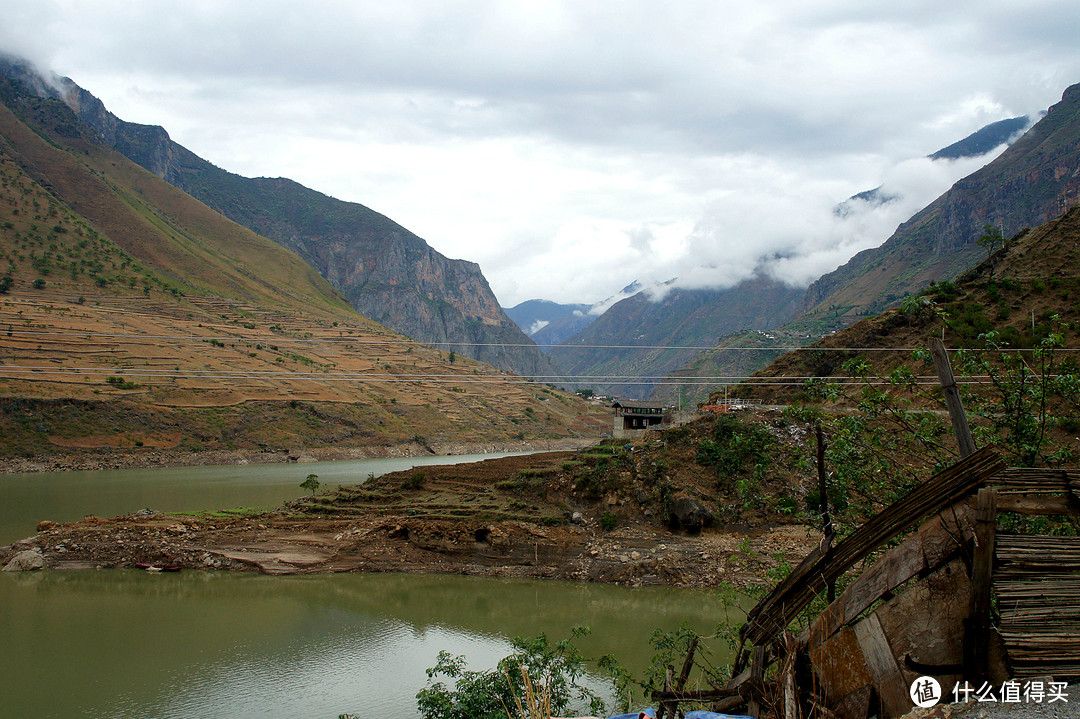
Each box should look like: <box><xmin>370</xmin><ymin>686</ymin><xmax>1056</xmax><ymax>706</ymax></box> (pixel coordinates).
<box><xmin>649</xmin><ymin>342</ymin><xmax>1079</xmax><ymax>718</ymax></box>
<box><xmin>612</xmin><ymin>400</ymin><xmax>668</xmax><ymax>437</ymax></box>
<box><xmin>651</xmin><ymin>453</ymin><xmax>1080</xmax><ymax>718</ymax></box>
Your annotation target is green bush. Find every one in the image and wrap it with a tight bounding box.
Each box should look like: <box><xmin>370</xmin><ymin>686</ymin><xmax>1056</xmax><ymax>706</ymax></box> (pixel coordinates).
<box><xmin>404</xmin><ymin>471</ymin><xmax>425</xmax><ymax>490</ymax></box>
<box><xmin>415</xmin><ymin>631</ymin><xmax>614</xmax><ymax>719</ymax></box>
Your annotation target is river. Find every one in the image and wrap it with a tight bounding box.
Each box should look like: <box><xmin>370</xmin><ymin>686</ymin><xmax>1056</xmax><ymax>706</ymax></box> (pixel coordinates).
<box><xmin>1</xmin><ymin>455</ymin><xmax>744</xmax><ymax>719</ymax></box>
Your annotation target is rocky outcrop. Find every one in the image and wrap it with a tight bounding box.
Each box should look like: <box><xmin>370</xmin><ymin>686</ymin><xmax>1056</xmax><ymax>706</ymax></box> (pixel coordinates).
<box><xmin>667</xmin><ymin>496</ymin><xmax>713</xmax><ymax>533</ymax></box>
<box><xmin>2</xmin><ymin>549</ymin><xmax>44</xmax><ymax>571</ymax></box>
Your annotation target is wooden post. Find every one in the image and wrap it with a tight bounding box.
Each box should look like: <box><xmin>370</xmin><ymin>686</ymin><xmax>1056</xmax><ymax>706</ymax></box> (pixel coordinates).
<box><xmin>676</xmin><ymin>636</ymin><xmax>699</xmax><ymax>692</ymax></box>
<box><xmin>930</xmin><ymin>338</ymin><xmax>976</xmax><ymax>457</ymax></box>
<box><xmin>816</xmin><ymin>423</ymin><xmax>836</xmax><ymax>602</ymax></box>
<box><xmin>748</xmin><ymin>644</ymin><xmax>766</xmax><ymax>718</ymax></box>
<box><xmin>782</xmin><ymin>632</ymin><xmax>800</xmax><ymax>719</ymax></box>
<box><xmin>964</xmin><ymin>487</ymin><xmax>997</xmax><ymax>684</ymax></box>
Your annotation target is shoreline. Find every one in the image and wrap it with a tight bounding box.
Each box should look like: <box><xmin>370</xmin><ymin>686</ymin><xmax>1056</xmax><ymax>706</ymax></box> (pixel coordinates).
<box><xmin>1</xmin><ymin>437</ymin><xmax>601</xmax><ymax>474</ymax></box>
<box><xmin>2</xmin><ymin>511</ymin><xmax>817</xmax><ymax>590</ymax></box>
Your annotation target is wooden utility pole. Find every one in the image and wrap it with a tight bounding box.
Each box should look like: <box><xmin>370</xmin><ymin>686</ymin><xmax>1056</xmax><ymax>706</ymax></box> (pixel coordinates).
<box><xmin>930</xmin><ymin>338</ymin><xmax>976</xmax><ymax>457</ymax></box>
<box><xmin>816</xmin><ymin>423</ymin><xmax>836</xmax><ymax>601</ymax></box>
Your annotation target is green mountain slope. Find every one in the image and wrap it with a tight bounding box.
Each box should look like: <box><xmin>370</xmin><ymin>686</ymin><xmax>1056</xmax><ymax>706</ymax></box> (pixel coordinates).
<box><xmin>742</xmin><ymin>204</ymin><xmax>1080</xmax><ymax>408</ymax></box>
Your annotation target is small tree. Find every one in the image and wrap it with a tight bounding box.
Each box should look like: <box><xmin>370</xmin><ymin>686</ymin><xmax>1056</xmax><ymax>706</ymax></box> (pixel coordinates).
<box><xmin>300</xmin><ymin>473</ymin><xmax>320</xmax><ymax>496</ymax></box>
<box><xmin>976</xmin><ymin>225</ymin><xmax>1005</xmax><ymax>278</ymax></box>
<box><xmin>976</xmin><ymin>224</ymin><xmax>1004</xmax><ymax>257</ymax></box>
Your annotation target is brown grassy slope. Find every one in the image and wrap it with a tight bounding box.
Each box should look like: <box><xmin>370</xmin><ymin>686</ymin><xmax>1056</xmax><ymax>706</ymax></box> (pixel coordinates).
<box><xmin>726</xmin><ymin>204</ymin><xmax>1080</xmax><ymax>407</ymax></box>
<box><xmin>0</xmin><ymin>98</ymin><xmax>348</xmax><ymax>313</ymax></box>
<box><xmin>0</xmin><ymin>111</ymin><xmax>608</xmax><ymax>458</ymax></box>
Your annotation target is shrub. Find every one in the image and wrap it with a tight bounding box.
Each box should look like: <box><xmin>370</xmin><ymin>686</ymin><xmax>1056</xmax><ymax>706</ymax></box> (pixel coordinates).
<box><xmin>300</xmin><ymin>474</ymin><xmax>320</xmax><ymax>496</ymax></box>
<box><xmin>416</xmin><ymin>631</ymin><xmax>613</xmax><ymax>719</ymax></box>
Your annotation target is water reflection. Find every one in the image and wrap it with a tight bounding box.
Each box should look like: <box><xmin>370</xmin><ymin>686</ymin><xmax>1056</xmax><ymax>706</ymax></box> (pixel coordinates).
<box><xmin>1</xmin><ymin>571</ymin><xmax>746</xmax><ymax>719</ymax></box>
<box><xmin>0</xmin><ymin>452</ymin><xmax>534</xmax><ymax>544</ymax></box>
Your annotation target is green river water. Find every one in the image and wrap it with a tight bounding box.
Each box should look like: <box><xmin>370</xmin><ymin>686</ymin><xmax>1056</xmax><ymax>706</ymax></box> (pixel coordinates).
<box><xmin>0</xmin><ymin>455</ymin><xmax>743</xmax><ymax>719</ymax></box>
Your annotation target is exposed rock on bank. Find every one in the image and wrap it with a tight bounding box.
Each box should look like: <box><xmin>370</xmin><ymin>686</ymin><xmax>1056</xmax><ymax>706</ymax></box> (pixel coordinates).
<box><xmin>0</xmin><ymin>511</ymin><xmax>816</xmax><ymax>589</ymax></box>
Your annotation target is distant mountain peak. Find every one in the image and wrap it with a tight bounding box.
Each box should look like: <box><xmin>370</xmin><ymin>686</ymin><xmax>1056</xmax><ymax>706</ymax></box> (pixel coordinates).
<box><xmin>928</xmin><ymin>115</ymin><xmax>1032</xmax><ymax>161</ymax></box>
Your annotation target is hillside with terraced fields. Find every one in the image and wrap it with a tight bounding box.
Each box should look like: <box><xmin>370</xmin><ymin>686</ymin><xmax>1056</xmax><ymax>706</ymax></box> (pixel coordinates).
<box><xmin>0</xmin><ymin>79</ymin><xmax>607</xmax><ymax>465</ymax></box>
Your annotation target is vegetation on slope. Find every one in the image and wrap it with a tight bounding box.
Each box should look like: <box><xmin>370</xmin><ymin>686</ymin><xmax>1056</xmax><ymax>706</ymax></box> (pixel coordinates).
<box><xmin>0</xmin><ymin>79</ymin><xmax>608</xmax><ymax>462</ymax></box>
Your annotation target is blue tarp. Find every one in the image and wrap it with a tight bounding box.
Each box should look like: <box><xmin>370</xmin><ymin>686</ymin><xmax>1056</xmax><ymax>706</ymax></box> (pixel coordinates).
<box><xmin>605</xmin><ymin>711</ymin><xmax>751</xmax><ymax>719</ymax></box>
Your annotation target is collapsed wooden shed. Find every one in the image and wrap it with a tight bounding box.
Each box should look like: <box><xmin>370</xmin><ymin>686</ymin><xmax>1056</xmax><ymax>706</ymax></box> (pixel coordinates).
<box><xmin>651</xmin><ymin>448</ymin><xmax>1080</xmax><ymax>718</ymax></box>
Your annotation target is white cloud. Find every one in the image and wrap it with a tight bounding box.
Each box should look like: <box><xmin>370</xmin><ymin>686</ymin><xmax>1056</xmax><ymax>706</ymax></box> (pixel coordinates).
<box><xmin>2</xmin><ymin>1</ymin><xmax>1079</xmax><ymax>307</ymax></box>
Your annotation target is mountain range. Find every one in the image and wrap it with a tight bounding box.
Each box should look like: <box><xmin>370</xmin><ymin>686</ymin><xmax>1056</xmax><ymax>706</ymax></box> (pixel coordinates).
<box><xmin>503</xmin><ymin>299</ymin><xmax>595</xmax><ymax>347</ymax></box>
<box><xmin>5</xmin><ymin>51</ymin><xmax>1080</xmax><ymax>412</ymax></box>
<box><xmin>0</xmin><ymin>54</ymin><xmax>553</xmax><ymax>381</ymax></box>
<box><xmin>0</xmin><ymin>54</ymin><xmax>606</xmax><ymax>458</ymax></box>
<box><xmin>518</xmin><ymin>89</ymin><xmax>1077</xmax><ymax>401</ymax></box>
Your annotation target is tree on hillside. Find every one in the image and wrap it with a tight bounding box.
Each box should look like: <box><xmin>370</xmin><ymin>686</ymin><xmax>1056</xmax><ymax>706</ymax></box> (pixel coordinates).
<box><xmin>976</xmin><ymin>225</ymin><xmax>1005</xmax><ymax>276</ymax></box>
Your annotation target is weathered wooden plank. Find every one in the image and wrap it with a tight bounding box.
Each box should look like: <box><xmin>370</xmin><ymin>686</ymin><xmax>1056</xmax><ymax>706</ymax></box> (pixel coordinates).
<box><xmin>806</xmin><ymin>530</ymin><xmax>926</xmax><ymax>650</ymax></box>
<box><xmin>874</xmin><ymin>558</ymin><xmax>971</xmax><ymax>686</ymax></box>
<box><xmin>809</xmin><ymin>626</ymin><xmax>873</xmax><ymax>705</ymax></box>
<box><xmin>748</xmin><ymin>644</ymin><xmax>766</xmax><ymax>719</ymax></box>
<box><xmin>783</xmin><ymin>651</ymin><xmax>798</xmax><ymax>719</ymax></box>
<box><xmin>833</xmin><ymin>686</ymin><xmax>872</xmax><ymax>719</ymax></box>
<box><xmin>990</xmin><ymin>467</ymin><xmax>1075</xmax><ymax>494</ymax></box>
<box><xmin>931</xmin><ymin>338</ymin><xmax>976</xmax><ymax>458</ymax></box>
<box><xmin>920</xmin><ymin>501</ymin><xmax>976</xmax><ymax>567</ymax></box>
<box><xmin>995</xmin><ymin>494</ymin><xmax>1078</xmax><ymax>515</ymax></box>
<box><xmin>853</xmin><ymin>613</ymin><xmax>911</xmax><ymax>718</ymax></box>
<box><xmin>742</xmin><ymin>448</ymin><xmax>1003</xmax><ymax>647</ymax></box>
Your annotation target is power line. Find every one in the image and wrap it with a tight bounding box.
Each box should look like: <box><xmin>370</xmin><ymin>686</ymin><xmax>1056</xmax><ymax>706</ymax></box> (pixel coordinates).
<box><xmin>0</xmin><ymin>365</ymin><xmax>996</xmax><ymax>381</ymax></box>
<box><xmin>0</xmin><ymin>366</ymin><xmax>1014</xmax><ymax>387</ymax></box>
<box><xmin>4</xmin><ymin>329</ymin><xmax>1077</xmax><ymax>352</ymax></box>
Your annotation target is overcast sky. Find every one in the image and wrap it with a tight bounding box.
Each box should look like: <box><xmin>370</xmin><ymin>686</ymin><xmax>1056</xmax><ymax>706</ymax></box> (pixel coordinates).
<box><xmin>3</xmin><ymin>1</ymin><xmax>1080</xmax><ymax>308</ymax></box>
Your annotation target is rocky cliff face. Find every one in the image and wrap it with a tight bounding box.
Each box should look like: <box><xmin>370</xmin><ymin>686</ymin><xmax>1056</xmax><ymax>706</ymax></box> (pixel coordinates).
<box><xmin>0</xmin><ymin>55</ymin><xmax>553</xmax><ymax>379</ymax></box>
<box><xmin>803</xmin><ymin>84</ymin><xmax>1080</xmax><ymax>320</ymax></box>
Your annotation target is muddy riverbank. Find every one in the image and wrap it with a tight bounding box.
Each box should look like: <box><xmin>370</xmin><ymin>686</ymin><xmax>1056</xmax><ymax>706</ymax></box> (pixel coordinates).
<box><xmin>1</xmin><ymin>437</ymin><xmax>598</xmax><ymax>474</ymax></box>
<box><xmin>2</xmin><ymin>511</ymin><xmax>818</xmax><ymax>590</ymax></box>
<box><xmin>2</xmin><ymin>449</ymin><xmax>819</xmax><ymax>589</ymax></box>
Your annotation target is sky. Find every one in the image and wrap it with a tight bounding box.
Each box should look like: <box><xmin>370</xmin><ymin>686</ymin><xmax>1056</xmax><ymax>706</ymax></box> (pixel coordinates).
<box><xmin>3</xmin><ymin>1</ymin><xmax>1080</xmax><ymax>309</ymax></box>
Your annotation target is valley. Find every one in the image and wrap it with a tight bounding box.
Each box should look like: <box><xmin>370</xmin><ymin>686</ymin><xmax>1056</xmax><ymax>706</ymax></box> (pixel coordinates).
<box><xmin>2</xmin><ymin>49</ymin><xmax>1079</xmax><ymax>719</ymax></box>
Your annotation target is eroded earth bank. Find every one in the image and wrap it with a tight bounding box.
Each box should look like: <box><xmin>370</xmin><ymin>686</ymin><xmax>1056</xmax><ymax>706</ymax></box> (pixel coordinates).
<box><xmin>2</xmin><ymin>422</ymin><xmax>822</xmax><ymax>589</ymax></box>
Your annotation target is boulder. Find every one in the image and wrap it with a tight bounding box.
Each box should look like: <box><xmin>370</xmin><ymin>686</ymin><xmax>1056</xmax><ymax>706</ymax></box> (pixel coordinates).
<box><xmin>667</xmin><ymin>496</ymin><xmax>713</xmax><ymax>533</ymax></box>
<box><xmin>3</xmin><ymin>549</ymin><xmax>45</xmax><ymax>572</ymax></box>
